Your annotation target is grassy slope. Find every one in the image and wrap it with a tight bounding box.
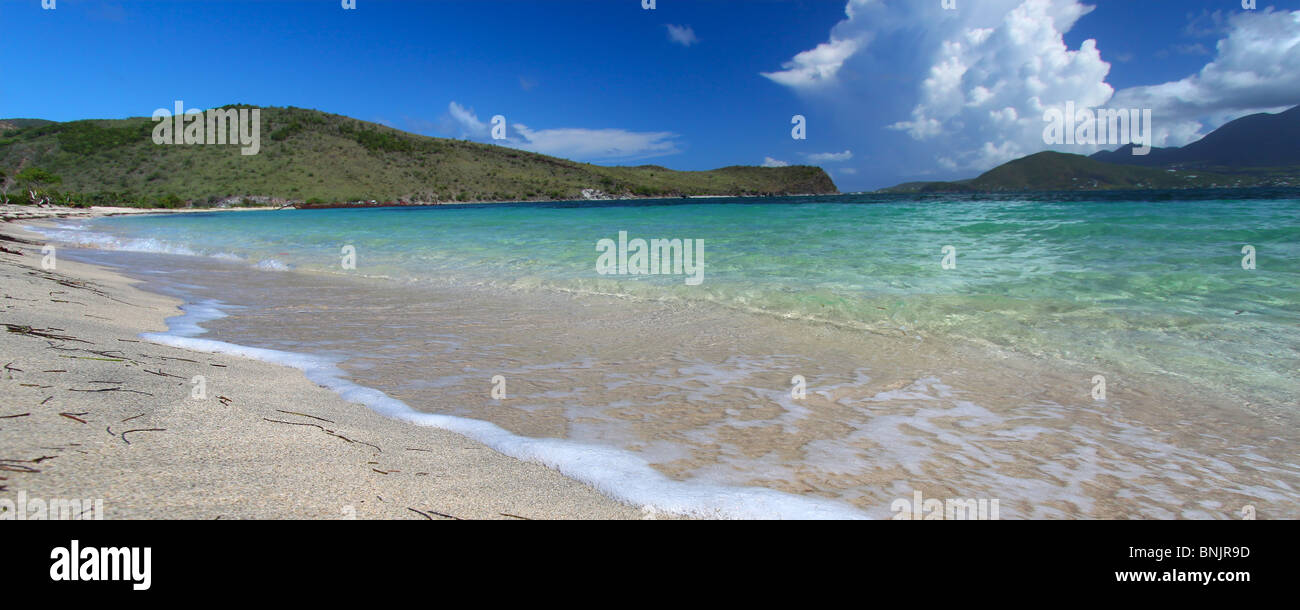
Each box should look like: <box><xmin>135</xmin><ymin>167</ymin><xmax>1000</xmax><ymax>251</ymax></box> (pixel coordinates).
<box><xmin>0</xmin><ymin>106</ymin><xmax>836</xmax><ymax>206</ymax></box>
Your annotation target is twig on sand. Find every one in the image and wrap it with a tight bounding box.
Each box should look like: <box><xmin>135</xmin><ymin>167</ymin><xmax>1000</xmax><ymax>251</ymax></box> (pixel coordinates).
<box><xmin>58</xmin><ymin>412</ymin><xmax>88</xmax><ymax>424</ymax></box>
<box><xmin>59</xmin><ymin>355</ymin><xmax>124</xmax><ymax>362</ymax></box>
<box><xmin>68</xmin><ymin>387</ymin><xmax>154</xmax><ymax>396</ymax></box>
<box><xmin>0</xmin><ymin>463</ymin><xmax>39</xmax><ymax>473</ymax></box>
<box><xmin>0</xmin><ymin>413</ymin><xmax>30</xmax><ymax>419</ymax></box>
<box><xmin>155</xmin><ymin>355</ymin><xmax>198</xmax><ymax>363</ymax></box>
<box><xmin>119</xmin><ymin>428</ymin><xmax>165</xmax><ymax>445</ymax></box>
<box><xmin>275</xmin><ymin>409</ymin><xmax>334</xmax><ymax>423</ymax></box>
<box><xmin>0</xmin><ymin>456</ymin><xmax>56</xmax><ymax>473</ymax></box>
<box><xmin>500</xmin><ymin>513</ymin><xmax>532</xmax><ymax>520</ymax></box>
<box><xmin>407</xmin><ymin>507</ymin><xmax>433</xmax><ymax>520</ymax></box>
<box><xmin>262</xmin><ymin>418</ymin><xmax>381</xmax><ymax>453</ymax></box>
<box><xmin>4</xmin><ymin>324</ymin><xmax>92</xmax><ymax>343</ymax></box>
<box><xmin>263</xmin><ymin>417</ymin><xmax>322</xmax><ymax>429</ymax></box>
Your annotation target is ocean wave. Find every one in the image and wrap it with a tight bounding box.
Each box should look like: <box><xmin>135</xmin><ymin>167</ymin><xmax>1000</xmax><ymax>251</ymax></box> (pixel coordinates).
<box><xmin>25</xmin><ymin>222</ymin><xmax>297</xmax><ymax>274</ymax></box>
<box><xmin>142</xmin><ymin>300</ymin><xmax>870</xmax><ymax>520</ymax></box>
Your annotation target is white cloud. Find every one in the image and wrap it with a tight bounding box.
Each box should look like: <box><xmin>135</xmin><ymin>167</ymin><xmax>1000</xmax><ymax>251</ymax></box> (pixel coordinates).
<box><xmin>666</xmin><ymin>24</ymin><xmax>698</xmax><ymax>47</ymax></box>
<box><xmin>885</xmin><ymin>0</ymin><xmax>1113</xmax><ymax>170</ymax></box>
<box><xmin>766</xmin><ymin>1</ymin><xmax>1299</xmax><ymax>179</ymax></box>
<box><xmin>762</xmin><ymin>157</ymin><xmax>790</xmax><ymax>167</ymax></box>
<box><xmin>447</xmin><ymin>101</ymin><xmax>488</xmax><ymax>138</ymax></box>
<box><xmin>803</xmin><ymin>150</ymin><xmax>853</xmax><ymax>163</ymax></box>
<box><xmin>511</xmin><ymin>124</ymin><xmax>680</xmax><ymax>161</ymax></box>
<box><xmin>761</xmin><ymin>37</ymin><xmax>862</xmax><ymax>89</ymax></box>
<box><xmin>1111</xmin><ymin>9</ymin><xmax>1300</xmax><ymax>147</ymax></box>
<box><xmin>445</xmin><ymin>101</ymin><xmax>680</xmax><ymax>162</ymax></box>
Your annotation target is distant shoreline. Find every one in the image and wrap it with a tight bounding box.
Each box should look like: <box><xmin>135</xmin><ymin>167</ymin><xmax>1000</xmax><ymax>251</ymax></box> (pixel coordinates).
<box><xmin>4</xmin><ymin>186</ymin><xmax>1297</xmax><ymax>221</ymax></box>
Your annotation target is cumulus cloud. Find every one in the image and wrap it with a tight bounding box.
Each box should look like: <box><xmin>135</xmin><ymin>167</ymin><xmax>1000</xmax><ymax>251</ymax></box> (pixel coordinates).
<box><xmin>666</xmin><ymin>24</ymin><xmax>698</xmax><ymax>47</ymax></box>
<box><xmin>445</xmin><ymin>101</ymin><xmax>680</xmax><ymax>162</ymax></box>
<box><xmin>886</xmin><ymin>0</ymin><xmax>1113</xmax><ymax>170</ymax></box>
<box><xmin>802</xmin><ymin>150</ymin><xmax>853</xmax><ymax>163</ymax></box>
<box><xmin>1112</xmin><ymin>9</ymin><xmax>1300</xmax><ymax>147</ymax></box>
<box><xmin>762</xmin><ymin>157</ymin><xmax>790</xmax><ymax>167</ymax></box>
<box><xmin>765</xmin><ymin>0</ymin><xmax>1300</xmax><ymax>178</ymax></box>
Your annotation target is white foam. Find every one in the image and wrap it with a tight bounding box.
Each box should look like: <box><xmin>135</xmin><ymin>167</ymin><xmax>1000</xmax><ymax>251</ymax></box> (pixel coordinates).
<box><xmin>254</xmin><ymin>258</ymin><xmax>291</xmax><ymax>271</ymax></box>
<box><xmin>142</xmin><ymin>302</ymin><xmax>868</xmax><ymax>520</ymax></box>
<box><xmin>25</xmin><ymin>222</ymin><xmax>270</xmax><ymax>271</ymax></box>
<box><xmin>28</xmin><ymin>223</ymin><xmax>201</xmax><ymax>257</ymax></box>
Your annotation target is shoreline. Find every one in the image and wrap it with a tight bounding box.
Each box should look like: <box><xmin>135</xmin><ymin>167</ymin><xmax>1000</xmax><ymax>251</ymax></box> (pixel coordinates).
<box><xmin>0</xmin><ymin>217</ymin><xmax>644</xmax><ymax>519</ymax></box>
<box><xmin>8</xmin><ymin>201</ymin><xmax>1295</xmax><ymax>519</ymax></box>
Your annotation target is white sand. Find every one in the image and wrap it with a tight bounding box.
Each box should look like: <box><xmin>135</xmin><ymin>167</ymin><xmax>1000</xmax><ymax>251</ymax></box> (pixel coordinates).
<box><xmin>0</xmin><ymin>213</ymin><xmax>642</xmax><ymax>519</ymax></box>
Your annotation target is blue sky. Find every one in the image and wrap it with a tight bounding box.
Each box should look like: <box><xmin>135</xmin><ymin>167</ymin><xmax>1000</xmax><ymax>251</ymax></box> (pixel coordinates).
<box><xmin>2</xmin><ymin>0</ymin><xmax>1297</xmax><ymax>190</ymax></box>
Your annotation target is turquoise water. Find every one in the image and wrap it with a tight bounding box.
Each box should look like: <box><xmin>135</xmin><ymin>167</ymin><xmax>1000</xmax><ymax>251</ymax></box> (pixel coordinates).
<box><xmin>52</xmin><ymin>193</ymin><xmax>1300</xmax><ymax>407</ymax></box>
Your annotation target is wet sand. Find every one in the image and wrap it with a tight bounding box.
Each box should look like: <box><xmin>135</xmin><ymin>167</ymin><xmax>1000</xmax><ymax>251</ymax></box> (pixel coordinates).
<box><xmin>75</xmin><ymin>231</ymin><xmax>1297</xmax><ymax>519</ymax></box>
<box><xmin>0</xmin><ymin>216</ymin><xmax>642</xmax><ymax>519</ymax></box>
<box><xmin>7</xmin><ymin>203</ymin><xmax>1297</xmax><ymax>520</ymax></box>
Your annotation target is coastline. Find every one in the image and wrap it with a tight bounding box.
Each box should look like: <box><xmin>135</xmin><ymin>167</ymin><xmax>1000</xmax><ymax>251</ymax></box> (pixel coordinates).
<box><xmin>7</xmin><ymin>201</ymin><xmax>1295</xmax><ymax>519</ymax></box>
<box><xmin>0</xmin><ymin>213</ymin><xmax>643</xmax><ymax>519</ymax></box>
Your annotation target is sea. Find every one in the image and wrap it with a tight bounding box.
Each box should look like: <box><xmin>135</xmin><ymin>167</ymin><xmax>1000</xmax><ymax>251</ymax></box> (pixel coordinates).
<box><xmin>29</xmin><ymin>190</ymin><xmax>1300</xmax><ymax>519</ymax></box>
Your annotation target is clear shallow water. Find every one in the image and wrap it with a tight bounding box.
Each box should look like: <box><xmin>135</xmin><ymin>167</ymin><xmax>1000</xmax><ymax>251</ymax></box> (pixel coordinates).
<box><xmin>32</xmin><ymin>193</ymin><xmax>1300</xmax><ymax>518</ymax></box>
<box><xmin>49</xmin><ymin>194</ymin><xmax>1300</xmax><ymax>409</ymax></box>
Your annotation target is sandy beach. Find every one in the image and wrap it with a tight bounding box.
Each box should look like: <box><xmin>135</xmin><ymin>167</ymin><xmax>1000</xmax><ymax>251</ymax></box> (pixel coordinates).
<box><xmin>5</xmin><ymin>201</ymin><xmax>1295</xmax><ymax>520</ymax></box>
<box><xmin>0</xmin><ymin>207</ymin><xmax>641</xmax><ymax>519</ymax></box>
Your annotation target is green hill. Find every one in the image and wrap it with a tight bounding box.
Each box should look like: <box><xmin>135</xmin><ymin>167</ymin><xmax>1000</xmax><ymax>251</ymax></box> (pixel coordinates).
<box><xmin>879</xmin><ymin>151</ymin><xmax>1294</xmax><ymax>193</ymax></box>
<box><xmin>1091</xmin><ymin>105</ymin><xmax>1300</xmax><ymax>169</ymax></box>
<box><xmin>970</xmin><ymin>151</ymin><xmax>1211</xmax><ymax>190</ymax></box>
<box><xmin>881</xmin><ymin>105</ymin><xmax>1300</xmax><ymax>194</ymax></box>
<box><xmin>0</xmin><ymin>106</ymin><xmax>836</xmax><ymax>207</ymax></box>
<box><xmin>0</xmin><ymin>119</ymin><xmax>56</xmax><ymax>132</ymax></box>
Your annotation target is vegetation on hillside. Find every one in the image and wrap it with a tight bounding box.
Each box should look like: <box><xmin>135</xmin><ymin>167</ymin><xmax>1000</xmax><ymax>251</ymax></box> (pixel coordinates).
<box><xmin>880</xmin><ymin>105</ymin><xmax>1300</xmax><ymax>194</ymax></box>
<box><xmin>0</xmin><ymin>106</ymin><xmax>836</xmax><ymax>208</ymax></box>
<box><xmin>880</xmin><ymin>152</ymin><xmax>1298</xmax><ymax>193</ymax></box>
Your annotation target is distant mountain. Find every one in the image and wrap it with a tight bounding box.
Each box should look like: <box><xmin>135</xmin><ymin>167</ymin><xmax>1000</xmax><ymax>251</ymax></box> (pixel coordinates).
<box><xmin>880</xmin><ymin>151</ymin><xmax>1220</xmax><ymax>193</ymax></box>
<box><xmin>881</xmin><ymin>105</ymin><xmax>1300</xmax><ymax>193</ymax></box>
<box><xmin>1090</xmin><ymin>105</ymin><xmax>1300</xmax><ymax>168</ymax></box>
<box><xmin>0</xmin><ymin>106</ymin><xmax>836</xmax><ymax>207</ymax></box>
